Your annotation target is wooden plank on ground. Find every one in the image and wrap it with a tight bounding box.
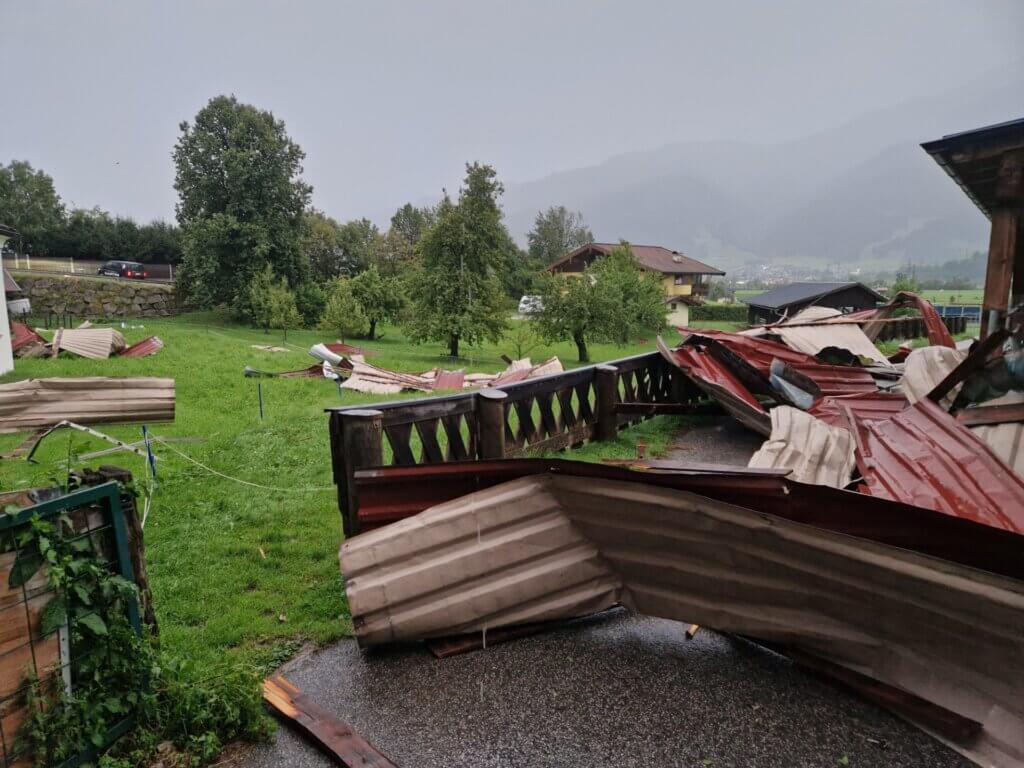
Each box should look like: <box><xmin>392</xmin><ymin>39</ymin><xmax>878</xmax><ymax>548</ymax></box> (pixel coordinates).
<box><xmin>262</xmin><ymin>676</ymin><xmax>399</xmax><ymax>767</ymax></box>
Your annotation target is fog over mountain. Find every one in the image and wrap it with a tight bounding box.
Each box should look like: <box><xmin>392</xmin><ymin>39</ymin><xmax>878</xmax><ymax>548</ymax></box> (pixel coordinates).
<box><xmin>501</xmin><ymin>66</ymin><xmax>1022</xmax><ymax>271</ymax></box>
<box><xmin>3</xmin><ymin>1</ymin><xmax>1021</xmax><ymax>273</ymax></box>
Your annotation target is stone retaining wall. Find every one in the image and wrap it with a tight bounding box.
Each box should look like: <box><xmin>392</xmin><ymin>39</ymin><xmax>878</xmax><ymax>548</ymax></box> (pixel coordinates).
<box><xmin>12</xmin><ymin>274</ymin><xmax>177</xmax><ymax>318</ymax></box>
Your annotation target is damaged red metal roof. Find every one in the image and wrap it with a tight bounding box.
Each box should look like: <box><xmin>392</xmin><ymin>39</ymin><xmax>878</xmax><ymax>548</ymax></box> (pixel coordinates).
<box><xmin>120</xmin><ymin>336</ymin><xmax>164</xmax><ymax>358</ymax></box>
<box><xmin>681</xmin><ymin>329</ymin><xmax>878</xmax><ymax>396</ymax></box>
<box><xmin>808</xmin><ymin>391</ymin><xmax>908</xmax><ymax>428</ymax></box>
<box><xmin>10</xmin><ymin>321</ymin><xmax>45</xmax><ymax>352</ymax></box>
<box><xmin>847</xmin><ymin>398</ymin><xmax>1024</xmax><ymax>533</ymax></box>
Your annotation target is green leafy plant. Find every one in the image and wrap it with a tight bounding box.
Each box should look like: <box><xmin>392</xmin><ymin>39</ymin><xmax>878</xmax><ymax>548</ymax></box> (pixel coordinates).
<box><xmin>12</xmin><ymin>514</ymin><xmax>272</xmax><ymax>767</ymax></box>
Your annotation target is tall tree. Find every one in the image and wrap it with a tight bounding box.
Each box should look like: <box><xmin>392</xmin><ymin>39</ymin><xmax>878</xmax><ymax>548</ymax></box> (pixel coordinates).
<box><xmin>0</xmin><ymin>160</ymin><xmax>65</xmax><ymax>255</ymax></box>
<box><xmin>534</xmin><ymin>244</ymin><xmax>664</xmax><ymax>362</ymax></box>
<box><xmin>351</xmin><ymin>265</ymin><xmax>404</xmax><ymax>340</ymax></box>
<box><xmin>526</xmin><ymin>206</ymin><xmax>593</xmax><ymax>267</ymax></box>
<box><xmin>335</xmin><ymin>218</ymin><xmax>381</xmax><ymax>276</ymax></box>
<box><xmin>173</xmin><ymin>95</ymin><xmax>311</xmax><ymax>311</ymax></box>
<box><xmin>320</xmin><ymin>278</ymin><xmax>368</xmax><ymax>342</ymax></box>
<box><xmin>405</xmin><ymin>164</ymin><xmax>511</xmax><ymax>357</ymax></box>
<box><xmin>390</xmin><ymin>203</ymin><xmax>435</xmax><ymax>246</ymax></box>
<box><xmin>300</xmin><ymin>210</ymin><xmax>343</xmax><ymax>281</ymax></box>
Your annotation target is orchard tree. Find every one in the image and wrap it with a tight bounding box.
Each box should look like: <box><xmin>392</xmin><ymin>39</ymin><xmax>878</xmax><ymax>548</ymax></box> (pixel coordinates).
<box><xmin>534</xmin><ymin>244</ymin><xmax>664</xmax><ymax>362</ymax></box>
<box><xmin>0</xmin><ymin>160</ymin><xmax>65</xmax><ymax>254</ymax></box>
<box><xmin>173</xmin><ymin>95</ymin><xmax>311</xmax><ymax>311</ymax></box>
<box><xmin>249</xmin><ymin>265</ymin><xmax>302</xmax><ymax>337</ymax></box>
<box><xmin>351</xmin><ymin>265</ymin><xmax>404</xmax><ymax>339</ymax></box>
<box><xmin>320</xmin><ymin>277</ymin><xmax>368</xmax><ymax>341</ymax></box>
<box><xmin>527</xmin><ymin>206</ymin><xmax>592</xmax><ymax>267</ymax></box>
<box><xmin>405</xmin><ymin>164</ymin><xmax>511</xmax><ymax>358</ymax></box>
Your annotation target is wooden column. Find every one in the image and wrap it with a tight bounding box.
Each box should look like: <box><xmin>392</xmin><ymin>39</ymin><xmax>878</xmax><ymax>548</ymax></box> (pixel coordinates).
<box><xmin>982</xmin><ymin>150</ymin><xmax>1024</xmax><ymax>337</ymax></box>
<box><xmin>477</xmin><ymin>389</ymin><xmax>508</xmax><ymax>459</ymax></box>
<box><xmin>339</xmin><ymin>409</ymin><xmax>383</xmax><ymax>538</ymax></box>
<box><xmin>594</xmin><ymin>365</ymin><xmax>619</xmax><ymax>442</ymax></box>
<box><xmin>981</xmin><ymin>209</ymin><xmax>1019</xmax><ymax>337</ymax></box>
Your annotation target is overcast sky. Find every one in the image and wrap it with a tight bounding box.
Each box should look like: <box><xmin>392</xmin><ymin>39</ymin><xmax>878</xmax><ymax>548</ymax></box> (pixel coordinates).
<box><xmin>2</xmin><ymin>1</ymin><xmax>1021</xmax><ymax>225</ymax></box>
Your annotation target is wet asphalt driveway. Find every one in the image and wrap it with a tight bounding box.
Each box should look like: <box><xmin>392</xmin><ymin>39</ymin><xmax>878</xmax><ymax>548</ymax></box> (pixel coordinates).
<box><xmin>240</xmin><ymin>610</ymin><xmax>970</xmax><ymax>768</ymax></box>
<box><xmin>239</xmin><ymin>418</ymin><xmax>971</xmax><ymax>767</ymax></box>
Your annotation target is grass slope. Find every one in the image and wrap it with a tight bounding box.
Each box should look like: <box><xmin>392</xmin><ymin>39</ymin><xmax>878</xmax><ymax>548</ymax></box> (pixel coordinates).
<box><xmin>0</xmin><ymin>313</ymin><xmax>679</xmax><ymax>668</ymax></box>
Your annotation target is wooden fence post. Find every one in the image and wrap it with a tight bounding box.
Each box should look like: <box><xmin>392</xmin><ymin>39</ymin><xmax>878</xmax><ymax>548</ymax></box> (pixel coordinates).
<box><xmin>339</xmin><ymin>409</ymin><xmax>383</xmax><ymax>538</ymax></box>
<box><xmin>477</xmin><ymin>389</ymin><xmax>507</xmax><ymax>459</ymax></box>
<box><xmin>595</xmin><ymin>364</ymin><xmax>619</xmax><ymax>442</ymax></box>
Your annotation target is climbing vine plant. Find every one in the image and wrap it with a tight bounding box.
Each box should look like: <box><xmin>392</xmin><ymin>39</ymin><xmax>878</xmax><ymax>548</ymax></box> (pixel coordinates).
<box><xmin>8</xmin><ymin>511</ymin><xmax>272</xmax><ymax>768</ymax></box>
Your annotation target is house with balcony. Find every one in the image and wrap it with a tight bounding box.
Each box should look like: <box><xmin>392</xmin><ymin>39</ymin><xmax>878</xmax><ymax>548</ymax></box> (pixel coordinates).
<box><xmin>546</xmin><ymin>242</ymin><xmax>725</xmax><ymax>325</ymax></box>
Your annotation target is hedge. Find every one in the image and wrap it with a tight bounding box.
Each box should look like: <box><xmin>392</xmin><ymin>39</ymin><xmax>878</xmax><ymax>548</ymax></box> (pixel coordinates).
<box><xmin>689</xmin><ymin>303</ymin><xmax>747</xmax><ymax>322</ymax></box>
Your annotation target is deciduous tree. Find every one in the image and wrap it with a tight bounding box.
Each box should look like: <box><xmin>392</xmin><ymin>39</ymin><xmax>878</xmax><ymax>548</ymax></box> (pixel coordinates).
<box><xmin>350</xmin><ymin>265</ymin><xmax>404</xmax><ymax>339</ymax></box>
<box><xmin>405</xmin><ymin>164</ymin><xmax>511</xmax><ymax>358</ymax></box>
<box><xmin>173</xmin><ymin>95</ymin><xmax>311</xmax><ymax>311</ymax></box>
<box><xmin>527</xmin><ymin>206</ymin><xmax>593</xmax><ymax>267</ymax></box>
<box><xmin>320</xmin><ymin>277</ymin><xmax>368</xmax><ymax>341</ymax></box>
<box><xmin>0</xmin><ymin>160</ymin><xmax>65</xmax><ymax>254</ymax></box>
<box><xmin>534</xmin><ymin>244</ymin><xmax>664</xmax><ymax>362</ymax></box>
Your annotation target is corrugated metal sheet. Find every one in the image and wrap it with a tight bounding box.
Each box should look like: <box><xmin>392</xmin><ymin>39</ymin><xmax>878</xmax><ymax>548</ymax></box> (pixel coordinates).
<box><xmin>679</xmin><ymin>329</ymin><xmax>878</xmax><ymax>396</ymax></box>
<box><xmin>658</xmin><ymin>337</ymin><xmax>770</xmax><ymax>435</ymax></box>
<box><xmin>0</xmin><ymin>377</ymin><xmax>175</xmax><ymax>433</ymax></box>
<box><xmin>52</xmin><ymin>328</ymin><xmax>126</xmax><ymax>359</ymax></box>
<box><xmin>748</xmin><ymin>406</ymin><xmax>855</xmax><ymax>487</ymax></box>
<box><xmin>341</xmin><ymin>474</ymin><xmax>1024</xmax><ymax>767</ymax></box>
<box><xmin>10</xmin><ymin>322</ymin><xmax>45</xmax><ymax>353</ymax></box>
<box><xmin>902</xmin><ymin>346</ymin><xmax>966</xmax><ymax>404</ymax></box>
<box><xmin>432</xmin><ymin>370</ymin><xmax>466</xmax><ymax>391</ymax></box>
<box><xmin>862</xmin><ymin>291</ymin><xmax>956</xmax><ymax>348</ymax></box>
<box><xmin>806</xmin><ymin>391</ymin><xmax>908</xmax><ymax>427</ymax></box>
<box><xmin>849</xmin><ymin>398</ymin><xmax>1024</xmax><ymax>532</ymax></box>
<box><xmin>120</xmin><ymin>336</ymin><xmax>163</xmax><ymax>358</ymax></box>
<box><xmin>770</xmin><ymin>324</ymin><xmax>892</xmax><ymax>366</ymax></box>
<box><xmin>350</xmin><ymin>459</ymin><xmax>1024</xmax><ymax>579</ymax></box>
<box><xmin>967</xmin><ymin>393</ymin><xmax>1024</xmax><ymax>479</ymax></box>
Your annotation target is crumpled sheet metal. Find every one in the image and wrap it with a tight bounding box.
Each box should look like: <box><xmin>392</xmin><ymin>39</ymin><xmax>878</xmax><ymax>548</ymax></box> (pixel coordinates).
<box><xmin>10</xmin><ymin>322</ymin><xmax>46</xmax><ymax>354</ymax></box>
<box><xmin>748</xmin><ymin>406</ymin><xmax>855</xmax><ymax>488</ymax></box>
<box><xmin>862</xmin><ymin>291</ymin><xmax>956</xmax><ymax>349</ymax></box>
<box><xmin>119</xmin><ymin>336</ymin><xmax>163</xmax><ymax>358</ymax></box>
<box><xmin>848</xmin><ymin>398</ymin><xmax>1024</xmax><ymax>533</ymax></box>
<box><xmin>341</xmin><ymin>474</ymin><xmax>1024</xmax><ymax>768</ymax></box>
<box><xmin>51</xmin><ymin>327</ymin><xmax>126</xmax><ymax>359</ymax></box>
<box><xmin>658</xmin><ymin>338</ymin><xmax>770</xmax><ymax>435</ymax></box>
<box><xmin>677</xmin><ymin>328</ymin><xmax>878</xmax><ymax>396</ymax></box>
<box><xmin>767</xmin><ymin>324</ymin><xmax>892</xmax><ymax>367</ymax></box>
<box><xmin>901</xmin><ymin>346</ymin><xmax>967</xmax><ymax>404</ymax></box>
<box><xmin>806</xmin><ymin>391</ymin><xmax>908</xmax><ymax>428</ymax></box>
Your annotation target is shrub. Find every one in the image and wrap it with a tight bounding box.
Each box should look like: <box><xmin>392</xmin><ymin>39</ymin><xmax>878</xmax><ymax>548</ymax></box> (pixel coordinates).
<box><xmin>689</xmin><ymin>303</ymin><xmax>747</xmax><ymax>322</ymax></box>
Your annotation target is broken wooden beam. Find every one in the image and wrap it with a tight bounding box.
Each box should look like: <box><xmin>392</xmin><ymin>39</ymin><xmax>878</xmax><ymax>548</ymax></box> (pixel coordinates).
<box><xmin>262</xmin><ymin>676</ymin><xmax>399</xmax><ymax>767</ymax></box>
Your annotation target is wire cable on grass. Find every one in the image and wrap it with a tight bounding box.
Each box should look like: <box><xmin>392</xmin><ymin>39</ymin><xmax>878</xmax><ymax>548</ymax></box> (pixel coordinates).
<box><xmin>150</xmin><ymin>437</ymin><xmax>335</xmax><ymax>493</ymax></box>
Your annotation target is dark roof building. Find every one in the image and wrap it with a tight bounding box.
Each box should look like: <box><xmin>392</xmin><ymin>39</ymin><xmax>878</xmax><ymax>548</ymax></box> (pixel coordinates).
<box><xmin>922</xmin><ymin>117</ymin><xmax>1024</xmax><ymax>337</ymax></box>
<box><xmin>742</xmin><ymin>281</ymin><xmax>887</xmax><ymax>325</ymax></box>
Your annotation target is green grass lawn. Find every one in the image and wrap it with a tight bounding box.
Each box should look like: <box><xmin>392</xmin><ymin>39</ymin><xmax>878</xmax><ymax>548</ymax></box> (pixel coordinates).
<box><xmin>0</xmin><ymin>312</ymin><xmax>683</xmax><ymax>669</ymax></box>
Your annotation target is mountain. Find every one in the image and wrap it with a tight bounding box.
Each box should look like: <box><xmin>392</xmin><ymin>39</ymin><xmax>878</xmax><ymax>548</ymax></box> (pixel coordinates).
<box><xmin>500</xmin><ymin>65</ymin><xmax>1022</xmax><ymax>272</ymax></box>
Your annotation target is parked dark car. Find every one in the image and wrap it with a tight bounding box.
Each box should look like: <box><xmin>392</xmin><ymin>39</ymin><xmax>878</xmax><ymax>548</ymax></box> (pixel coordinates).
<box><xmin>97</xmin><ymin>260</ymin><xmax>148</xmax><ymax>279</ymax></box>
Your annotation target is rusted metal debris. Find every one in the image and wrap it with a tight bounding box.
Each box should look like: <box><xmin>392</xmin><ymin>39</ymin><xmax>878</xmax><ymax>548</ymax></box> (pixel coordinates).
<box><xmin>120</xmin><ymin>336</ymin><xmax>164</xmax><ymax>358</ymax></box>
<box><xmin>263</xmin><ymin>676</ymin><xmax>399</xmax><ymax>767</ymax></box>
<box><xmin>340</xmin><ymin>356</ymin><xmax>565</xmax><ymax>395</ymax></box>
<box><xmin>349</xmin><ymin>460</ymin><xmax>1024</xmax><ymax>580</ymax></box>
<box><xmin>340</xmin><ymin>472</ymin><xmax>1024</xmax><ymax>767</ymax></box>
<box><xmin>0</xmin><ymin>377</ymin><xmax>175</xmax><ymax>433</ymax></box>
